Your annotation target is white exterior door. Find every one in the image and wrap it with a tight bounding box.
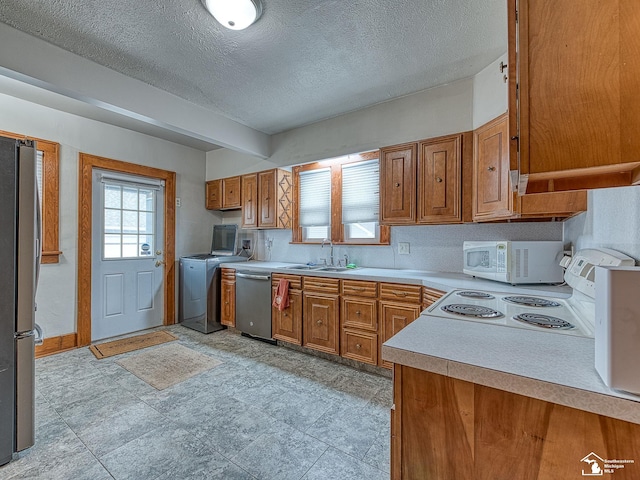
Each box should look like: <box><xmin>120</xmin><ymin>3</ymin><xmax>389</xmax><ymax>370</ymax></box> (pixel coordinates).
<box><xmin>91</xmin><ymin>169</ymin><xmax>165</xmax><ymax>341</ymax></box>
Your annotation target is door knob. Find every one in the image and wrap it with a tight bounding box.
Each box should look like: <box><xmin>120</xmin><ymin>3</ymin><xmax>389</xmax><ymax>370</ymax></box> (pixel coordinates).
<box><xmin>155</xmin><ymin>250</ymin><xmax>162</xmax><ymax>255</ymax></box>
<box><xmin>155</xmin><ymin>260</ymin><xmax>165</xmax><ymax>267</ymax></box>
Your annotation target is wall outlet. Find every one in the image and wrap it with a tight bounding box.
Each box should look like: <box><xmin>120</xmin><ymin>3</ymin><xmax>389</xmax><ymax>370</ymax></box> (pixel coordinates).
<box><xmin>398</xmin><ymin>242</ymin><xmax>410</xmax><ymax>255</ymax></box>
<box><xmin>242</xmin><ymin>239</ymin><xmax>251</xmax><ymax>250</ymax></box>
<box><xmin>175</xmin><ymin>197</ymin><xmax>181</xmax><ymax>207</ymax></box>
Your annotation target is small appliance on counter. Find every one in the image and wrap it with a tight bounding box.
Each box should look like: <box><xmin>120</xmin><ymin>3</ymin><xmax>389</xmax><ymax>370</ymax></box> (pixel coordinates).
<box><xmin>463</xmin><ymin>240</ymin><xmax>564</xmax><ymax>284</ymax></box>
<box><xmin>179</xmin><ymin>224</ymin><xmax>248</xmax><ymax>333</ymax></box>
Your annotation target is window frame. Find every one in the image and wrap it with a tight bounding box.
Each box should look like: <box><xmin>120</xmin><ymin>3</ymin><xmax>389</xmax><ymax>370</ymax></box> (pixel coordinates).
<box><xmin>292</xmin><ymin>151</ymin><xmax>390</xmax><ymax>245</ymax></box>
<box><xmin>1</xmin><ymin>130</ymin><xmax>61</xmax><ymax>264</ymax></box>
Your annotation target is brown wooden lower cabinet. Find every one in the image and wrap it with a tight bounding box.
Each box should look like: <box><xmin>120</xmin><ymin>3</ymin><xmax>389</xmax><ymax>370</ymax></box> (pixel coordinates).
<box><xmin>303</xmin><ymin>292</ymin><xmax>340</xmax><ymax>355</ymax></box>
<box><xmin>392</xmin><ymin>365</ymin><xmax>640</xmax><ymax>480</ymax></box>
<box><xmin>379</xmin><ymin>302</ymin><xmax>421</xmax><ymax>369</ymax></box>
<box><xmin>220</xmin><ymin>268</ymin><xmax>236</xmax><ymax>327</ymax></box>
<box><xmin>271</xmin><ymin>274</ymin><xmax>303</xmax><ymax>345</ymax></box>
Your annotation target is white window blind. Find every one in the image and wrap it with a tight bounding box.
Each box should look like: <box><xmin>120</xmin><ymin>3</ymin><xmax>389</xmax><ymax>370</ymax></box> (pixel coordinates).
<box><xmin>342</xmin><ymin>159</ymin><xmax>379</xmax><ymax>223</ymax></box>
<box><xmin>299</xmin><ymin>168</ymin><xmax>331</xmax><ymax>226</ymax></box>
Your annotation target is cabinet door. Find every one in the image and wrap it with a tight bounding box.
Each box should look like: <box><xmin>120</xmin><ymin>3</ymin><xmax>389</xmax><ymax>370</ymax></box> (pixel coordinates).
<box><xmin>380</xmin><ymin>143</ymin><xmax>417</xmax><ymax>224</ymax></box>
<box><xmin>510</xmin><ymin>0</ymin><xmax>640</xmax><ymax>191</ymax></box>
<box><xmin>222</xmin><ymin>176</ymin><xmax>241</xmax><ymax>209</ymax></box>
<box><xmin>379</xmin><ymin>301</ymin><xmax>421</xmax><ymax>369</ymax></box>
<box><xmin>341</xmin><ymin>297</ymin><xmax>377</xmax><ymax>332</ymax></box>
<box><xmin>272</xmin><ymin>288</ymin><xmax>302</xmax><ymax>345</ymax></box>
<box><xmin>258</xmin><ymin>170</ymin><xmax>276</xmax><ymax>228</ymax></box>
<box><xmin>341</xmin><ymin>329</ymin><xmax>377</xmax><ymax>365</ymax></box>
<box><xmin>303</xmin><ymin>292</ymin><xmax>340</xmax><ymax>355</ymax></box>
<box><xmin>220</xmin><ymin>274</ymin><xmax>236</xmax><ymax>327</ymax></box>
<box><xmin>473</xmin><ymin>114</ymin><xmax>512</xmax><ymax>221</ymax></box>
<box><xmin>417</xmin><ymin>135</ymin><xmax>461</xmax><ymax>224</ymax></box>
<box><xmin>205</xmin><ymin>179</ymin><xmax>222</xmax><ymax>210</ymax></box>
<box><xmin>241</xmin><ymin>174</ymin><xmax>258</xmax><ymax>228</ymax></box>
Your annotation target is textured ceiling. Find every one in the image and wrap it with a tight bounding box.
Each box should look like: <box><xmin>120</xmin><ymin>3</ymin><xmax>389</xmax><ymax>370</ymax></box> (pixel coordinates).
<box><xmin>0</xmin><ymin>0</ymin><xmax>507</xmax><ymax>135</ymax></box>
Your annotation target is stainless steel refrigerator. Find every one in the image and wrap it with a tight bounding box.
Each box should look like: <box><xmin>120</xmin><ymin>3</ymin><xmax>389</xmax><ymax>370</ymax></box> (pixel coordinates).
<box><xmin>0</xmin><ymin>136</ymin><xmax>40</xmax><ymax>466</ymax></box>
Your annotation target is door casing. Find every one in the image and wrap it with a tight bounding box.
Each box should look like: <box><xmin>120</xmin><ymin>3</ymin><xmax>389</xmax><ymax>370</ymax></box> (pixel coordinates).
<box><xmin>78</xmin><ymin>153</ymin><xmax>176</xmax><ymax>346</ymax></box>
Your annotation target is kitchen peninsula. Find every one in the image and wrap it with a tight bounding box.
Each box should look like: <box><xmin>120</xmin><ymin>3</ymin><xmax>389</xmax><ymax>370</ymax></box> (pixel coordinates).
<box><xmin>383</xmin><ymin>316</ymin><xmax>640</xmax><ymax>479</ymax></box>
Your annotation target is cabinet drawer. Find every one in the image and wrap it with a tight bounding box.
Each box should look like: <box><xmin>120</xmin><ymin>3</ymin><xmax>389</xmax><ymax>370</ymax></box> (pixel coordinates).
<box><xmin>422</xmin><ymin>287</ymin><xmax>445</xmax><ymax>307</ymax></box>
<box><xmin>379</xmin><ymin>283</ymin><xmax>422</xmax><ymax>304</ymax></box>
<box><xmin>341</xmin><ymin>329</ymin><xmax>377</xmax><ymax>365</ymax></box>
<box><xmin>341</xmin><ymin>298</ymin><xmax>377</xmax><ymax>332</ymax></box>
<box><xmin>341</xmin><ymin>280</ymin><xmax>378</xmax><ymax>298</ymax></box>
<box><xmin>272</xmin><ymin>273</ymin><xmax>302</xmax><ymax>290</ymax></box>
<box><xmin>303</xmin><ymin>276</ymin><xmax>340</xmax><ymax>294</ymax></box>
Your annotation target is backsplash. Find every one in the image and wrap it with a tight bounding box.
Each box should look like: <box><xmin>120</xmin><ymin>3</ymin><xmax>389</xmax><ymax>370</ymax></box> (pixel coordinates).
<box><xmin>245</xmin><ymin>221</ymin><xmax>563</xmax><ymax>273</ymax></box>
<box><xmin>563</xmin><ymin>185</ymin><xmax>640</xmax><ymax>263</ymax></box>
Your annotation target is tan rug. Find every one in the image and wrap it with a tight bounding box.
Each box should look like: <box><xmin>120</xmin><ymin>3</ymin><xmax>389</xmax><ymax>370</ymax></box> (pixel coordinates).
<box><xmin>89</xmin><ymin>330</ymin><xmax>177</xmax><ymax>359</ymax></box>
<box><xmin>116</xmin><ymin>343</ymin><xmax>222</xmax><ymax>390</ymax></box>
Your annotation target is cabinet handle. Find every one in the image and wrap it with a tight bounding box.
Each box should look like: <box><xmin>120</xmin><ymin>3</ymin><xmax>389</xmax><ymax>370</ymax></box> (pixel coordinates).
<box><xmin>355</xmin><ymin>310</ymin><xmax>361</xmax><ymax>315</ymax></box>
<box><xmin>352</xmin><ymin>287</ymin><xmax>365</xmax><ymax>291</ymax></box>
<box><xmin>393</xmin><ymin>291</ymin><xmax>408</xmax><ymax>297</ymax></box>
<box><xmin>488</xmin><ymin>166</ymin><xmax>496</xmax><ymax>172</ymax></box>
<box><xmin>283</xmin><ymin>313</ymin><xmax>288</xmax><ymax>317</ymax></box>
<box><xmin>355</xmin><ymin>343</ymin><xmax>362</xmax><ymax>350</ymax></box>
<box><xmin>395</xmin><ymin>182</ymin><xmax>400</xmax><ymax>187</ymax></box>
<box><xmin>435</xmin><ymin>177</ymin><xmax>442</xmax><ymax>183</ymax></box>
<box><xmin>316</xmin><ymin>320</ymin><xmax>323</xmax><ymax>325</ymax></box>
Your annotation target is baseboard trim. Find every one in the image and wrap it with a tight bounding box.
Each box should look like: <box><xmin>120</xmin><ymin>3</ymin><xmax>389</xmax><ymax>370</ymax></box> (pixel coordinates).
<box><xmin>35</xmin><ymin>333</ymin><xmax>78</xmax><ymax>358</ymax></box>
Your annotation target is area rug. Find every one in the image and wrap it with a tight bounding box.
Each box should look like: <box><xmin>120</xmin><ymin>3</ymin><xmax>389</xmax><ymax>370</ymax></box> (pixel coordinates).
<box><xmin>89</xmin><ymin>330</ymin><xmax>177</xmax><ymax>359</ymax></box>
<box><xmin>116</xmin><ymin>343</ymin><xmax>223</xmax><ymax>390</ymax></box>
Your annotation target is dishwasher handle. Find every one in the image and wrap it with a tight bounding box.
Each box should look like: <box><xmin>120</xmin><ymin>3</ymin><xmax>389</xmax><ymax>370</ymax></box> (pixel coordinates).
<box><xmin>236</xmin><ymin>272</ymin><xmax>271</xmax><ymax>281</ymax></box>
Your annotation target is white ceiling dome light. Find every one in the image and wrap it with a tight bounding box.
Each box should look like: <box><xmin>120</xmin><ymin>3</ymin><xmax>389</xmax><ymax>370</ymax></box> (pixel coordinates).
<box><xmin>202</xmin><ymin>0</ymin><xmax>263</xmax><ymax>30</ymax></box>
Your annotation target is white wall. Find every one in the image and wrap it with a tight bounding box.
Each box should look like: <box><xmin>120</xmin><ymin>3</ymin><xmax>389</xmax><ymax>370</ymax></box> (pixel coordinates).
<box><xmin>0</xmin><ymin>93</ymin><xmax>218</xmax><ymax>338</ymax></box>
<box><xmin>563</xmin><ymin>186</ymin><xmax>640</xmax><ymax>262</ymax></box>
<box><xmin>472</xmin><ymin>53</ymin><xmax>509</xmax><ymax>129</ymax></box>
<box><xmin>207</xmin><ymin>78</ymin><xmax>474</xmax><ymax>176</ymax></box>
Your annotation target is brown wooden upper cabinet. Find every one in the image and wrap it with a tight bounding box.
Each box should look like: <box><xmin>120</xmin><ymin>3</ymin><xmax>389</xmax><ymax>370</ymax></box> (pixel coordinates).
<box><xmin>381</xmin><ymin>134</ymin><xmax>472</xmax><ymax>225</ymax></box>
<box><xmin>205</xmin><ymin>176</ymin><xmax>241</xmax><ymax>210</ymax></box>
<box><xmin>241</xmin><ymin>168</ymin><xmax>293</xmax><ymax>229</ymax></box>
<box><xmin>508</xmin><ymin>0</ymin><xmax>640</xmax><ymax>194</ymax></box>
<box><xmin>380</xmin><ymin>143</ymin><xmax>416</xmax><ymax>224</ymax></box>
<box><xmin>474</xmin><ymin>113</ymin><xmax>588</xmax><ymax>222</ymax></box>
<box><xmin>205</xmin><ymin>179</ymin><xmax>222</xmax><ymax>210</ymax></box>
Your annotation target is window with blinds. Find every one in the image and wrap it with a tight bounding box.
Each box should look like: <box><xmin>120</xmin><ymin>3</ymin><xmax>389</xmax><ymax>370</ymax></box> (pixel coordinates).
<box><xmin>299</xmin><ymin>167</ymin><xmax>331</xmax><ymax>241</ymax></box>
<box><xmin>342</xmin><ymin>159</ymin><xmax>379</xmax><ymax>241</ymax></box>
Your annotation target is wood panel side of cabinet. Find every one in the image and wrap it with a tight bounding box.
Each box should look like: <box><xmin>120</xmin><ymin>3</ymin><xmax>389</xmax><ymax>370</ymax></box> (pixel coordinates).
<box><xmin>473</xmin><ymin>114</ymin><xmax>513</xmax><ymax>221</ymax></box>
<box><xmin>205</xmin><ymin>179</ymin><xmax>222</xmax><ymax>210</ymax></box>
<box><xmin>274</xmin><ymin>169</ymin><xmax>293</xmax><ymax>229</ymax></box>
<box><xmin>241</xmin><ymin>174</ymin><xmax>258</xmax><ymax>228</ymax></box>
<box><xmin>417</xmin><ymin>135</ymin><xmax>462</xmax><ymax>224</ymax></box>
<box><xmin>394</xmin><ymin>366</ymin><xmax>640</xmax><ymax>480</ymax></box>
<box><xmin>220</xmin><ymin>269</ymin><xmax>236</xmax><ymax>327</ymax></box>
<box><xmin>380</xmin><ymin>143</ymin><xmax>417</xmax><ymax>224</ymax></box>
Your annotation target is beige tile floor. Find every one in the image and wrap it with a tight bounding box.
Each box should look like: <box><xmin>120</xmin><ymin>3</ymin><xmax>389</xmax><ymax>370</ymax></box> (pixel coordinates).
<box><xmin>1</xmin><ymin>325</ymin><xmax>392</xmax><ymax>479</ymax></box>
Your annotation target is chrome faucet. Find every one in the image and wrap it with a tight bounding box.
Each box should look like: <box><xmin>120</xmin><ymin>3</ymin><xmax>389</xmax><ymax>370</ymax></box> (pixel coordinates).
<box><xmin>321</xmin><ymin>238</ymin><xmax>334</xmax><ymax>266</ymax></box>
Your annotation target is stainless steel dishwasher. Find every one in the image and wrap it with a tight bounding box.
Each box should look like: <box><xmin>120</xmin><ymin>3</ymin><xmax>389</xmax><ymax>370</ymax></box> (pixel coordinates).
<box><xmin>235</xmin><ymin>270</ymin><xmax>274</xmax><ymax>342</ymax></box>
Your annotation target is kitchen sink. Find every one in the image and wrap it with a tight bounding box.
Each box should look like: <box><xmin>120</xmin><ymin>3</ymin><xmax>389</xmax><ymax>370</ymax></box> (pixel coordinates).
<box><xmin>285</xmin><ymin>265</ymin><xmax>323</xmax><ymax>270</ymax></box>
<box><xmin>316</xmin><ymin>266</ymin><xmax>352</xmax><ymax>272</ymax></box>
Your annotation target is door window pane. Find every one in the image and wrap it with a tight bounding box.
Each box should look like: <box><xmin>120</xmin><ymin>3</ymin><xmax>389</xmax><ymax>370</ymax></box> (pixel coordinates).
<box><xmin>102</xmin><ymin>182</ymin><xmax>156</xmax><ymax>259</ymax></box>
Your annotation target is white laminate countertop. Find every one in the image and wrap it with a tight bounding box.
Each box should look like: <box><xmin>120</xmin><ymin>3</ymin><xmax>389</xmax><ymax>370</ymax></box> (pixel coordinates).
<box><xmin>382</xmin><ymin>316</ymin><xmax>640</xmax><ymax>425</ymax></box>
<box><xmin>222</xmin><ymin>260</ymin><xmax>572</xmax><ymax>297</ymax></box>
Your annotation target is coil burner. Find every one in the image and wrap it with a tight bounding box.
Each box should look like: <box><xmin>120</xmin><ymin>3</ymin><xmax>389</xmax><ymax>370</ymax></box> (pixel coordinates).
<box><xmin>513</xmin><ymin>313</ymin><xmax>574</xmax><ymax>330</ymax></box>
<box><xmin>455</xmin><ymin>291</ymin><xmax>495</xmax><ymax>299</ymax></box>
<box><xmin>502</xmin><ymin>296</ymin><xmax>561</xmax><ymax>308</ymax></box>
<box><xmin>441</xmin><ymin>304</ymin><xmax>503</xmax><ymax>318</ymax></box>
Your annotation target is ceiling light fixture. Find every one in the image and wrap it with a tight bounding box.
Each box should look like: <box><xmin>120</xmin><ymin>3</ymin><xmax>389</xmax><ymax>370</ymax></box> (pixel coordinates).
<box><xmin>202</xmin><ymin>0</ymin><xmax>263</xmax><ymax>30</ymax></box>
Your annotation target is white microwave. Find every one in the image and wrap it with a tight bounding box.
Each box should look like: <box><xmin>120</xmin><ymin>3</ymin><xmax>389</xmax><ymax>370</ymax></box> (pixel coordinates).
<box><xmin>463</xmin><ymin>241</ymin><xmax>565</xmax><ymax>284</ymax></box>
